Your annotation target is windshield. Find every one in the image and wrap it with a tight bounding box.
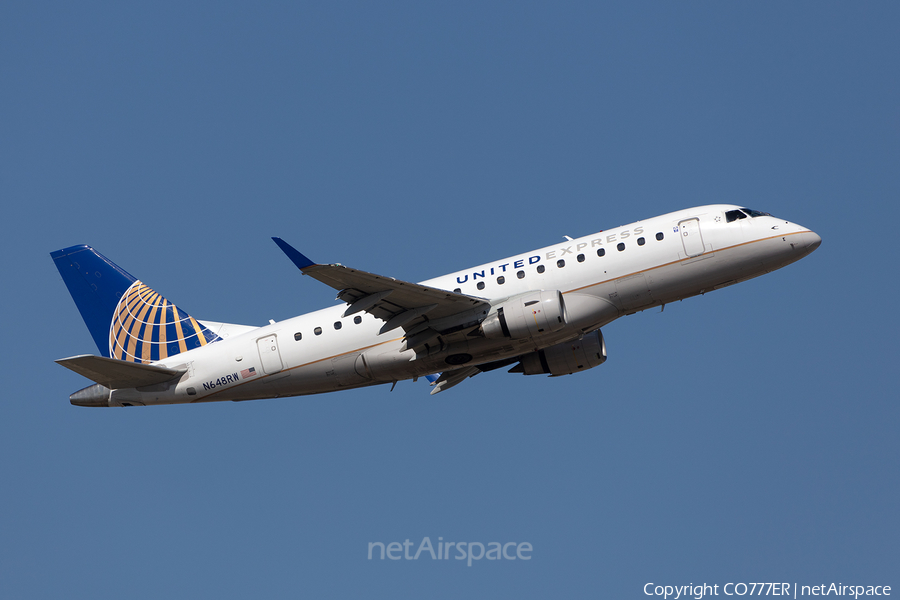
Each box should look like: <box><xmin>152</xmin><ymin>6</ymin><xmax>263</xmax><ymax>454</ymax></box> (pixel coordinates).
<box><xmin>742</xmin><ymin>208</ymin><xmax>771</xmax><ymax>217</ymax></box>
<box><xmin>726</xmin><ymin>208</ymin><xmax>772</xmax><ymax>222</ymax></box>
<box><xmin>725</xmin><ymin>209</ymin><xmax>747</xmax><ymax>222</ymax></box>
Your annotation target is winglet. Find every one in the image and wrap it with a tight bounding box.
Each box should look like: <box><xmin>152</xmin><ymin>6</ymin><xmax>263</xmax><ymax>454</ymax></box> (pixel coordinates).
<box><xmin>272</xmin><ymin>237</ymin><xmax>316</xmax><ymax>270</ymax></box>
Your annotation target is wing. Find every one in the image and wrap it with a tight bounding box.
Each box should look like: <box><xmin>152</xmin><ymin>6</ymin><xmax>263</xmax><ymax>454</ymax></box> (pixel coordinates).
<box><xmin>273</xmin><ymin>238</ymin><xmax>490</xmax><ymax>337</ymax></box>
<box><xmin>425</xmin><ymin>357</ymin><xmax>519</xmax><ymax>394</ymax></box>
<box><xmin>427</xmin><ymin>367</ymin><xmax>481</xmax><ymax>395</ymax></box>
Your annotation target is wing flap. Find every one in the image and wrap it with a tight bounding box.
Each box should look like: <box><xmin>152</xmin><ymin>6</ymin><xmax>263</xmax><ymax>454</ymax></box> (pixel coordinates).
<box><xmin>56</xmin><ymin>355</ymin><xmax>186</xmax><ymax>389</ymax></box>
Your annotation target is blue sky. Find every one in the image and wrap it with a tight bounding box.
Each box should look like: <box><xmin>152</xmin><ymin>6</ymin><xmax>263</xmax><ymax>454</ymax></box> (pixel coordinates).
<box><xmin>2</xmin><ymin>2</ymin><xmax>898</xmax><ymax>598</ymax></box>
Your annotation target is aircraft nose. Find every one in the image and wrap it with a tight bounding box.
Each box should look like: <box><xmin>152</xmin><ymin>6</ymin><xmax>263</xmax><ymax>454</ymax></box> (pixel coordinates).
<box><xmin>802</xmin><ymin>230</ymin><xmax>822</xmax><ymax>252</ymax></box>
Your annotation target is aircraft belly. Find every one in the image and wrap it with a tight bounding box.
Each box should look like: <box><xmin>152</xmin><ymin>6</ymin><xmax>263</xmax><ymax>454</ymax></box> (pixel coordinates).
<box><xmin>329</xmin><ymin>353</ymin><xmax>371</xmax><ymax>387</ymax></box>
<box><xmin>646</xmin><ymin>238</ymin><xmax>789</xmax><ymax>304</ymax></box>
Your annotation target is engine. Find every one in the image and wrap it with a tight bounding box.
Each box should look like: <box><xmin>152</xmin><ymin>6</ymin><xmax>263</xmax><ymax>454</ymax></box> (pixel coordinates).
<box><xmin>481</xmin><ymin>290</ymin><xmax>566</xmax><ymax>340</ymax></box>
<box><xmin>515</xmin><ymin>330</ymin><xmax>607</xmax><ymax>376</ymax></box>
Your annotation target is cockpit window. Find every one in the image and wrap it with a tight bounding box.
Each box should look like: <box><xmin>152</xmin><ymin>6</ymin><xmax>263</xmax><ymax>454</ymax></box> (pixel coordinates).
<box><xmin>741</xmin><ymin>208</ymin><xmax>771</xmax><ymax>218</ymax></box>
<box><xmin>725</xmin><ymin>209</ymin><xmax>747</xmax><ymax>222</ymax></box>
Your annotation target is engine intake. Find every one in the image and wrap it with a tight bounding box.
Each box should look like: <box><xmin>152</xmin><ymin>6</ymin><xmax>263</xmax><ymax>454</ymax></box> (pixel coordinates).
<box><xmin>481</xmin><ymin>290</ymin><xmax>566</xmax><ymax>340</ymax></box>
<box><xmin>516</xmin><ymin>330</ymin><xmax>607</xmax><ymax>376</ymax></box>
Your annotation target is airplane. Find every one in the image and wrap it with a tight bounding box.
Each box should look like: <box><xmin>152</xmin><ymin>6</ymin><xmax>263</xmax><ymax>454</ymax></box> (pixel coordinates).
<box><xmin>51</xmin><ymin>205</ymin><xmax>821</xmax><ymax>407</ymax></box>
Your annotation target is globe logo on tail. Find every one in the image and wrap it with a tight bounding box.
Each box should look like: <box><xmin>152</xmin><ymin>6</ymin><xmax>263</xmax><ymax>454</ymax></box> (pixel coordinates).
<box><xmin>109</xmin><ymin>281</ymin><xmax>220</xmax><ymax>363</ymax></box>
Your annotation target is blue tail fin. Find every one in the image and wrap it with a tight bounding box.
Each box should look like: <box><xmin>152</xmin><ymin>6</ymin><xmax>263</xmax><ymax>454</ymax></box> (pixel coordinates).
<box><xmin>51</xmin><ymin>245</ymin><xmax>220</xmax><ymax>363</ymax></box>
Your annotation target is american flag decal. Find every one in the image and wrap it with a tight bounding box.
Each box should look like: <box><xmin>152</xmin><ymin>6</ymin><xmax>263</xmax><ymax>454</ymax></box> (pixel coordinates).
<box><xmin>241</xmin><ymin>367</ymin><xmax>257</xmax><ymax>379</ymax></box>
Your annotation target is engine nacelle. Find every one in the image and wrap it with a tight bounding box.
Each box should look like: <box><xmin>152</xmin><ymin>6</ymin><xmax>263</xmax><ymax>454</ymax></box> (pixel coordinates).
<box><xmin>481</xmin><ymin>290</ymin><xmax>566</xmax><ymax>340</ymax></box>
<box><xmin>518</xmin><ymin>330</ymin><xmax>607</xmax><ymax>376</ymax></box>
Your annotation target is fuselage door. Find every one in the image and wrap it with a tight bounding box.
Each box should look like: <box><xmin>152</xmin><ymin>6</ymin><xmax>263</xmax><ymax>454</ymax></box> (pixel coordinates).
<box><xmin>257</xmin><ymin>335</ymin><xmax>283</xmax><ymax>374</ymax></box>
<box><xmin>679</xmin><ymin>218</ymin><xmax>705</xmax><ymax>257</ymax></box>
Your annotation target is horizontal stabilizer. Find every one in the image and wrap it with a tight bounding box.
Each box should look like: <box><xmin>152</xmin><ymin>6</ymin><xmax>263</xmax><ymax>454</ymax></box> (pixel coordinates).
<box><xmin>55</xmin><ymin>355</ymin><xmax>186</xmax><ymax>389</ymax></box>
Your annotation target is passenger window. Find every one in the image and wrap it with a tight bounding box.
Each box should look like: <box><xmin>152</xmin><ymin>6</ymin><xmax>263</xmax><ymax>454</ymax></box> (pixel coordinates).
<box><xmin>354</xmin><ymin>316</ymin><xmax>362</xmax><ymax>324</ymax></box>
<box><xmin>617</xmin><ymin>242</ymin><xmax>625</xmax><ymax>252</ymax></box>
<box><xmin>477</xmin><ymin>281</ymin><xmax>485</xmax><ymax>290</ymax></box>
<box><xmin>516</xmin><ymin>270</ymin><xmax>525</xmax><ymax>279</ymax></box>
<box><xmin>294</xmin><ymin>332</ymin><xmax>302</xmax><ymax>341</ymax></box>
<box><xmin>314</xmin><ymin>327</ymin><xmax>322</xmax><ymax>336</ymax></box>
<box><xmin>557</xmin><ymin>259</ymin><xmax>565</xmax><ymax>268</ymax></box>
<box><xmin>577</xmin><ymin>254</ymin><xmax>585</xmax><ymax>262</ymax></box>
<box><xmin>656</xmin><ymin>232</ymin><xmax>664</xmax><ymax>241</ymax></box>
<box><xmin>453</xmin><ymin>288</ymin><xmax>461</xmax><ymax>293</ymax></box>
<box><xmin>597</xmin><ymin>248</ymin><xmax>606</xmax><ymax>257</ymax></box>
<box><xmin>537</xmin><ymin>265</ymin><xmax>546</xmax><ymax>274</ymax></box>
<box><xmin>497</xmin><ymin>276</ymin><xmax>505</xmax><ymax>285</ymax></box>
<box><xmin>637</xmin><ymin>237</ymin><xmax>645</xmax><ymax>246</ymax></box>
<box><xmin>334</xmin><ymin>321</ymin><xmax>342</xmax><ymax>330</ymax></box>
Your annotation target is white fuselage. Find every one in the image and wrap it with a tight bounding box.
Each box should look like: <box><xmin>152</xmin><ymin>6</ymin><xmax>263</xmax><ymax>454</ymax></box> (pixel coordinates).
<box><xmin>109</xmin><ymin>205</ymin><xmax>820</xmax><ymax>406</ymax></box>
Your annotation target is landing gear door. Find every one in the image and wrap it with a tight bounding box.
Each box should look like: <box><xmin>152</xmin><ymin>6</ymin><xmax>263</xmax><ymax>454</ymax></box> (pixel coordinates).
<box><xmin>679</xmin><ymin>218</ymin><xmax>705</xmax><ymax>257</ymax></box>
<box><xmin>257</xmin><ymin>335</ymin><xmax>283</xmax><ymax>374</ymax></box>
